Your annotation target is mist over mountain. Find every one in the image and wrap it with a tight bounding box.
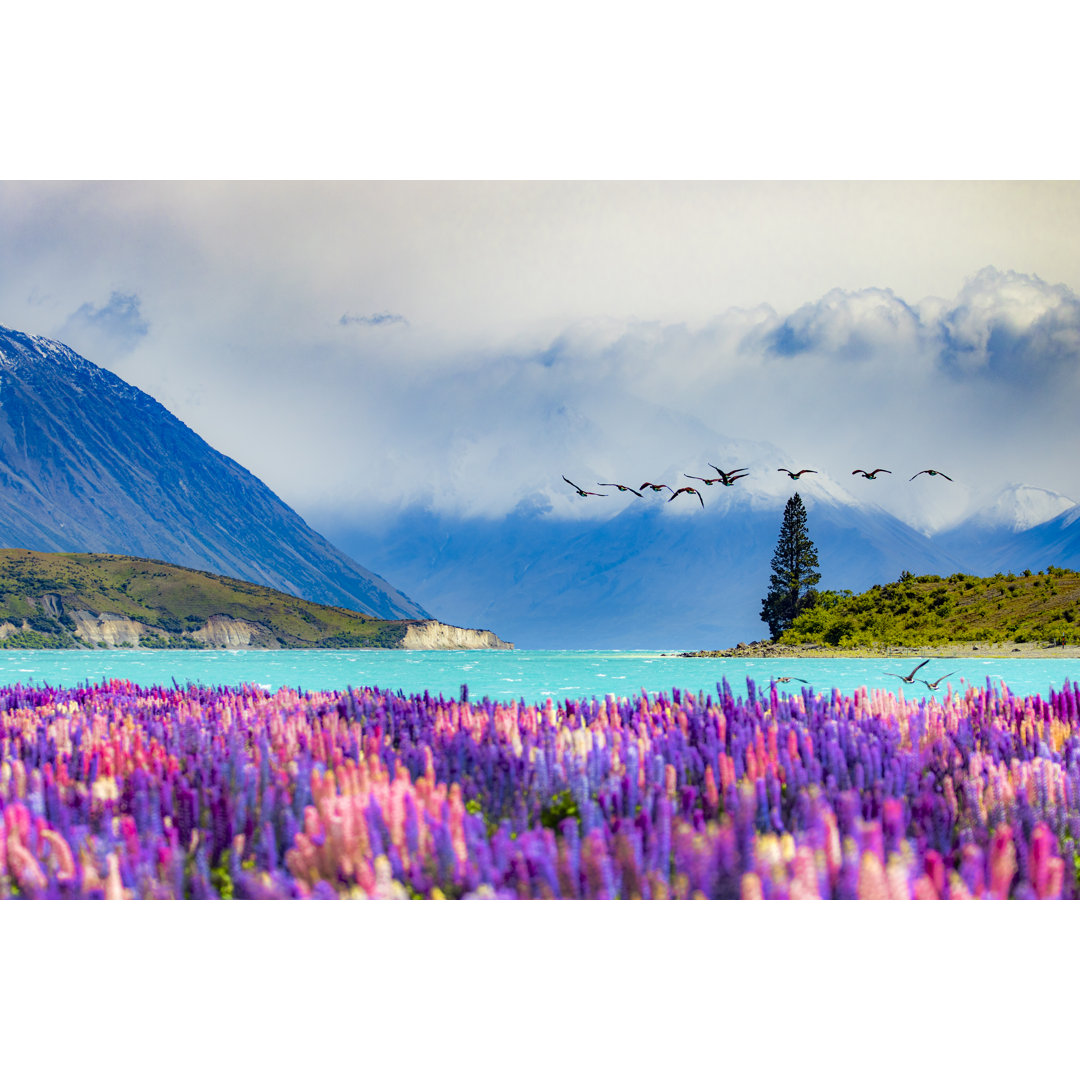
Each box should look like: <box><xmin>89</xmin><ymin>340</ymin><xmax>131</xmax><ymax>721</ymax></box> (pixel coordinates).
<box><xmin>317</xmin><ymin>473</ymin><xmax>1080</xmax><ymax>650</ymax></box>
<box><xmin>318</xmin><ymin>488</ymin><xmax>972</xmax><ymax>650</ymax></box>
<box><xmin>0</xmin><ymin>325</ymin><xmax>428</xmax><ymax>620</ymax></box>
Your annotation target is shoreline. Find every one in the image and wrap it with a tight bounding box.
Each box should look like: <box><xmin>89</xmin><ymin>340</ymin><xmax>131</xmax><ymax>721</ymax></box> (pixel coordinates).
<box><xmin>680</xmin><ymin>640</ymin><xmax>1080</xmax><ymax>660</ymax></box>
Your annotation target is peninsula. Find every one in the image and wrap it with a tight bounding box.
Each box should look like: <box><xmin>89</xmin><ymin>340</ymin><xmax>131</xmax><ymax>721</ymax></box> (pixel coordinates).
<box><xmin>684</xmin><ymin>567</ymin><xmax>1080</xmax><ymax>658</ymax></box>
<box><xmin>0</xmin><ymin>549</ymin><xmax>512</xmax><ymax>650</ymax></box>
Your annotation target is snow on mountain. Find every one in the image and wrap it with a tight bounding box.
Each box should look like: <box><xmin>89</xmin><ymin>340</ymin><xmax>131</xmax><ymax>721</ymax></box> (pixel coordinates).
<box><xmin>968</xmin><ymin>483</ymin><xmax>1077</xmax><ymax>532</ymax></box>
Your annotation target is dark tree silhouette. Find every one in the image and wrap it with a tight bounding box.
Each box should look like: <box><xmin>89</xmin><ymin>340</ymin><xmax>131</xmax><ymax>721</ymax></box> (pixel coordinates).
<box><xmin>760</xmin><ymin>493</ymin><xmax>821</xmax><ymax>639</ymax></box>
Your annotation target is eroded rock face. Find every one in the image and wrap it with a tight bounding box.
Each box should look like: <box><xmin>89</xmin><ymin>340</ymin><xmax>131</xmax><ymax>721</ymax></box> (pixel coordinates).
<box><xmin>399</xmin><ymin>621</ymin><xmax>513</xmax><ymax>650</ymax></box>
<box><xmin>71</xmin><ymin>610</ymin><xmax>164</xmax><ymax>648</ymax></box>
<box><xmin>40</xmin><ymin>593</ymin><xmax>63</xmax><ymax>617</ymax></box>
<box><xmin>190</xmin><ymin>614</ymin><xmax>265</xmax><ymax>648</ymax></box>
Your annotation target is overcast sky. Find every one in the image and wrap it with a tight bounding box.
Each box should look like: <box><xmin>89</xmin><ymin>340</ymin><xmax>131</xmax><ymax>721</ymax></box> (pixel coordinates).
<box><xmin>2</xmin><ymin>5</ymin><xmax>1079</xmax><ymax>537</ymax></box>
<box><xmin>1</xmin><ymin>180</ymin><xmax>1078</xmax><ymax>534</ymax></box>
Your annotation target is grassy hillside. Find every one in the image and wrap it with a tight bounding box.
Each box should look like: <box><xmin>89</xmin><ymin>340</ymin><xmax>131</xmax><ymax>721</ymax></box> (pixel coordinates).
<box><xmin>781</xmin><ymin>566</ymin><xmax>1080</xmax><ymax>648</ymax></box>
<box><xmin>0</xmin><ymin>549</ymin><xmax>410</xmax><ymax>649</ymax></box>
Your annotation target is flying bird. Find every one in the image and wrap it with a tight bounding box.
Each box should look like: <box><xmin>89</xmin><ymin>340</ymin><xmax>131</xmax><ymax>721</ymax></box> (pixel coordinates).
<box><xmin>774</xmin><ymin>676</ymin><xmax>809</xmax><ymax>684</ymax></box>
<box><xmin>920</xmin><ymin>672</ymin><xmax>957</xmax><ymax>691</ymax></box>
<box><xmin>639</xmin><ymin>482</ymin><xmax>675</xmax><ymax>494</ymax></box>
<box><xmin>668</xmin><ymin>486</ymin><xmax>704</xmax><ymax>508</ymax></box>
<box><xmin>684</xmin><ymin>474</ymin><xmax>728</xmax><ymax>487</ymax></box>
<box><xmin>778</xmin><ymin>469</ymin><xmax>817</xmax><ymax>479</ymax></box>
<box><xmin>883</xmin><ymin>659</ymin><xmax>931</xmax><ymax>684</ymax></box>
<box><xmin>563</xmin><ymin>476</ymin><xmax>609</xmax><ymax>497</ymax></box>
<box><xmin>707</xmin><ymin>464</ymin><xmax>749</xmax><ymax>486</ymax></box>
<box><xmin>910</xmin><ymin>470</ymin><xmax>953</xmax><ymax>481</ymax></box>
<box><xmin>598</xmin><ymin>483</ymin><xmax>644</xmax><ymax>497</ymax></box>
<box><xmin>852</xmin><ymin>469</ymin><xmax>891</xmax><ymax>479</ymax></box>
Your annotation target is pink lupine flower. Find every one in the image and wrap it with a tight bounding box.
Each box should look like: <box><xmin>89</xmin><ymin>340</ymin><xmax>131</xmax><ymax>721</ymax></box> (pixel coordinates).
<box><xmin>1029</xmin><ymin>823</ymin><xmax>1064</xmax><ymax>900</ymax></box>
<box><xmin>741</xmin><ymin>873</ymin><xmax>763</xmax><ymax>900</ymax></box>
<box><xmin>7</xmin><ymin>832</ymin><xmax>48</xmax><ymax>895</ymax></box>
<box><xmin>857</xmin><ymin>851</ymin><xmax>890</xmax><ymax>900</ymax></box>
<box><xmin>38</xmin><ymin>829</ymin><xmax>76</xmax><ymax>884</ymax></box>
<box><xmin>989</xmin><ymin>826</ymin><xmax>1018</xmax><ymax>900</ymax></box>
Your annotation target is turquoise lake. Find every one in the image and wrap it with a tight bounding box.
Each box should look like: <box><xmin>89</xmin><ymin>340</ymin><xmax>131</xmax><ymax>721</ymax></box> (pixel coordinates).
<box><xmin>0</xmin><ymin>648</ymin><xmax>1076</xmax><ymax>702</ymax></box>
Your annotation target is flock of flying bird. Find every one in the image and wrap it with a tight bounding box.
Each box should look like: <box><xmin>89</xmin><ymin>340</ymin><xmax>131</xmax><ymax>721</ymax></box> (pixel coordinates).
<box><xmin>564</xmin><ymin>464</ymin><xmax>961</xmax><ymax>688</ymax></box>
<box><xmin>563</xmin><ymin>463</ymin><xmax>954</xmax><ymax>508</ymax></box>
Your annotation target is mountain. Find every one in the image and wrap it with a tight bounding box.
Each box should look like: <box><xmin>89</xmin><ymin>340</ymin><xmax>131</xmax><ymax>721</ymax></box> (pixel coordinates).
<box><xmin>992</xmin><ymin>504</ymin><xmax>1080</xmax><ymax>572</ymax></box>
<box><xmin>968</xmin><ymin>483</ymin><xmax>1077</xmax><ymax>532</ymax></box>
<box><xmin>0</xmin><ymin>325</ymin><xmax>428</xmax><ymax>620</ymax></box>
<box><xmin>934</xmin><ymin>488</ymin><xmax>1080</xmax><ymax>574</ymax></box>
<box><xmin>0</xmin><ymin>548</ymin><xmax>509</xmax><ymax>649</ymax></box>
<box><xmin>319</xmin><ymin>489</ymin><xmax>968</xmax><ymax>650</ymax></box>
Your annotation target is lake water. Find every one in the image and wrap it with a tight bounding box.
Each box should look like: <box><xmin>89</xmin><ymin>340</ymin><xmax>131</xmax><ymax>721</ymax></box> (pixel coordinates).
<box><xmin>0</xmin><ymin>648</ymin><xmax>1077</xmax><ymax>702</ymax></box>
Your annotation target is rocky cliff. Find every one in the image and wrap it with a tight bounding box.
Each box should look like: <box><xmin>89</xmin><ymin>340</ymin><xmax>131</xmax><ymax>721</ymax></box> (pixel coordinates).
<box><xmin>399</xmin><ymin>621</ymin><xmax>513</xmax><ymax>650</ymax></box>
<box><xmin>16</xmin><ymin>611</ymin><xmax>511</xmax><ymax>650</ymax></box>
<box><xmin>4</xmin><ymin>607</ymin><xmax>513</xmax><ymax>650</ymax></box>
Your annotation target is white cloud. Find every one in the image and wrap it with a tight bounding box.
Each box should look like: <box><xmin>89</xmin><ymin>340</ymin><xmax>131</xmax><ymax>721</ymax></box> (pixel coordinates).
<box><xmin>60</xmin><ymin>290</ymin><xmax>149</xmax><ymax>361</ymax></box>
<box><xmin>765</xmin><ymin>286</ymin><xmax>924</xmax><ymax>361</ymax></box>
<box><xmin>938</xmin><ymin>266</ymin><xmax>1080</xmax><ymax>379</ymax></box>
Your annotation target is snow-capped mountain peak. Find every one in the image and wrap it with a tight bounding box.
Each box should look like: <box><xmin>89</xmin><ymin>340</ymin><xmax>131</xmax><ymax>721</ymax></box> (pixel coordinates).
<box><xmin>970</xmin><ymin>483</ymin><xmax>1078</xmax><ymax>533</ymax></box>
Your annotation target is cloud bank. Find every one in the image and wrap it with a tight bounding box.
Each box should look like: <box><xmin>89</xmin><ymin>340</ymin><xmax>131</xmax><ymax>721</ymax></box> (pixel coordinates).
<box><xmin>305</xmin><ymin>267</ymin><xmax>1080</xmax><ymax>536</ymax></box>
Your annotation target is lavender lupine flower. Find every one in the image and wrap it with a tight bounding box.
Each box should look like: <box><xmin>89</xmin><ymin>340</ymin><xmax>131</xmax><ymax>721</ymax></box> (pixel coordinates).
<box><xmin>2</xmin><ymin>677</ymin><xmax>1080</xmax><ymax>898</ymax></box>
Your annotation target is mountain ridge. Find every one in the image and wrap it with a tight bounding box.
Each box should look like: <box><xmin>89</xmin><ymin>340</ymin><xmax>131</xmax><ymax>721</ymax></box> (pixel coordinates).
<box><xmin>319</xmin><ymin>485</ymin><xmax>1080</xmax><ymax>650</ymax></box>
<box><xmin>0</xmin><ymin>324</ymin><xmax>428</xmax><ymax>621</ymax></box>
<box><xmin>318</xmin><ymin>493</ymin><xmax>970</xmax><ymax>650</ymax></box>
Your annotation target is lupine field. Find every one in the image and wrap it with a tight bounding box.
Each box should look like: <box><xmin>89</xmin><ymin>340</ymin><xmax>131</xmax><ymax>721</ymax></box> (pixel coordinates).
<box><xmin>2</xmin><ymin>675</ymin><xmax>1080</xmax><ymax>899</ymax></box>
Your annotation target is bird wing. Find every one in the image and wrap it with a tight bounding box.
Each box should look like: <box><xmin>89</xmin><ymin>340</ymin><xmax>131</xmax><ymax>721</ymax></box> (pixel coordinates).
<box><xmin>563</xmin><ymin>475</ymin><xmax>583</xmax><ymax>491</ymax></box>
<box><xmin>908</xmin><ymin>659</ymin><xmax>931</xmax><ymax>678</ymax></box>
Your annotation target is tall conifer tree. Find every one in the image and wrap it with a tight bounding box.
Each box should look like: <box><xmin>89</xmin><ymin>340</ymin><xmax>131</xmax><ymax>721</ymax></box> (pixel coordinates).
<box><xmin>760</xmin><ymin>493</ymin><xmax>821</xmax><ymax>639</ymax></box>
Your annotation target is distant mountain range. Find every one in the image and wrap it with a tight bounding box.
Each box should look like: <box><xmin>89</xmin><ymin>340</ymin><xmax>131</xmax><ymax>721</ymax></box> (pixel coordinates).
<box><xmin>0</xmin><ymin>325</ymin><xmax>427</xmax><ymax>621</ymax></box>
<box><xmin>320</xmin><ymin>486</ymin><xmax>1080</xmax><ymax>651</ymax></box>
